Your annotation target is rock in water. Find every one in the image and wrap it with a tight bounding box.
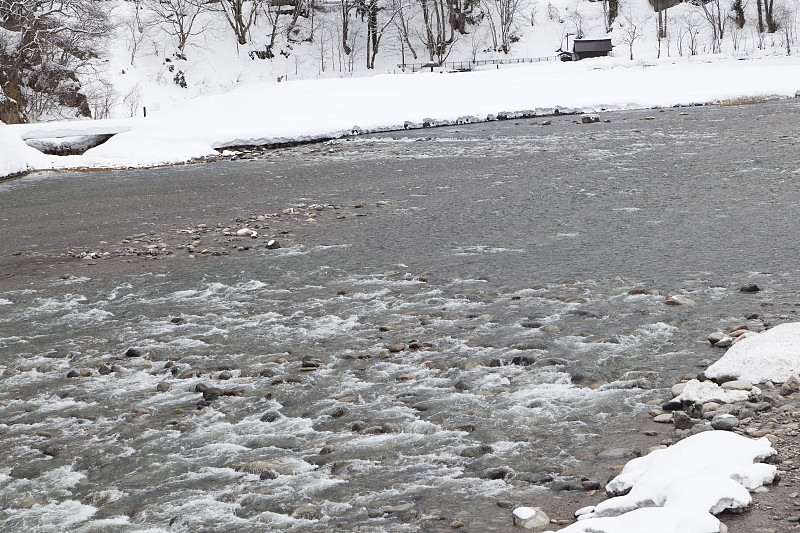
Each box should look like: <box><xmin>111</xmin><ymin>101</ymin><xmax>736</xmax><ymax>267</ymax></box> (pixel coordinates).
<box><xmin>740</xmin><ymin>283</ymin><xmax>761</xmax><ymax>293</ymax></box>
<box><xmin>665</xmin><ymin>295</ymin><xmax>695</xmax><ymax>306</ymax></box>
<box><xmin>512</xmin><ymin>507</ymin><xmax>550</xmax><ymax>530</ymax></box>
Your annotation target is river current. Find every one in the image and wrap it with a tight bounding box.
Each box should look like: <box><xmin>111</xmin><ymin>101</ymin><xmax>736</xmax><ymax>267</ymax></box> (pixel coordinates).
<box><xmin>2</xmin><ymin>101</ymin><xmax>800</xmax><ymax>531</ymax></box>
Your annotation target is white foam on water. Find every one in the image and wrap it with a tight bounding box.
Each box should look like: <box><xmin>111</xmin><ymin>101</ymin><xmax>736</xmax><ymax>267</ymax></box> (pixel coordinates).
<box><xmin>0</xmin><ymin>336</ymin><xmax>30</xmax><ymax>348</ymax></box>
<box><xmin>65</xmin><ymin>308</ymin><xmax>115</xmax><ymax>323</ymax></box>
<box><xmin>239</xmin><ymin>280</ymin><xmax>268</xmax><ymax>290</ymax></box>
<box><xmin>58</xmin><ymin>276</ymin><xmax>91</xmax><ymax>285</ymax></box>
<box><xmin>25</xmin><ymin>294</ymin><xmax>88</xmax><ymax>315</ymax></box>
<box><xmin>77</xmin><ymin>517</ymin><xmax>160</xmax><ymax>533</ymax></box>
<box><xmin>1</xmin><ymin>500</ymin><xmax>97</xmax><ymax>532</ymax></box>
<box><xmin>453</xmin><ymin>245</ymin><xmax>524</xmax><ymax>256</ymax></box>
<box><xmin>305</xmin><ymin>315</ymin><xmax>361</xmax><ymax>338</ymax></box>
<box><xmin>158</xmin><ymin>494</ymin><xmax>246</xmax><ymax>529</ymax></box>
<box><xmin>312</xmin><ymin>244</ymin><xmax>352</xmax><ymax>251</ymax></box>
<box><xmin>636</xmin><ymin>322</ymin><xmax>679</xmax><ymax>339</ymax></box>
<box><xmin>0</xmin><ymin>298</ymin><xmax>12</xmax><ymax>305</ymax></box>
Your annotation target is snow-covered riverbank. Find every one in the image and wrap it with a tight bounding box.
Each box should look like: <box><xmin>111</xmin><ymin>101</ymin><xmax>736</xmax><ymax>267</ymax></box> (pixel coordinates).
<box><xmin>3</xmin><ymin>53</ymin><xmax>800</xmax><ymax>179</ymax></box>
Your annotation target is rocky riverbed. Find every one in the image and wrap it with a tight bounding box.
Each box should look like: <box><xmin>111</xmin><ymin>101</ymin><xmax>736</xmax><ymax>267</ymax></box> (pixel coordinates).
<box><xmin>4</xmin><ymin>102</ymin><xmax>800</xmax><ymax>532</ymax></box>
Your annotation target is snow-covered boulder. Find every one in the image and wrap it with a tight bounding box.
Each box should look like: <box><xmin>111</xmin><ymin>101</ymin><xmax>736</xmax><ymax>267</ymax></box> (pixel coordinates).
<box><xmin>557</xmin><ymin>431</ymin><xmax>776</xmax><ymax>533</ymax></box>
<box><xmin>706</xmin><ymin>322</ymin><xmax>800</xmax><ymax>383</ymax></box>
<box><xmin>674</xmin><ymin>379</ymin><xmax>753</xmax><ymax>405</ymax></box>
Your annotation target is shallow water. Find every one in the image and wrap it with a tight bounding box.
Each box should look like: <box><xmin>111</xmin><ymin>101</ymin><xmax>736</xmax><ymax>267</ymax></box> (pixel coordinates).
<box><xmin>2</xmin><ymin>102</ymin><xmax>800</xmax><ymax>531</ymax></box>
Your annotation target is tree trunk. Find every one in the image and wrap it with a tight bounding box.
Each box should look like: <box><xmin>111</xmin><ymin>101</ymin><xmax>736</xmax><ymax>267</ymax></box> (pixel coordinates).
<box><xmin>764</xmin><ymin>0</ymin><xmax>777</xmax><ymax>32</ymax></box>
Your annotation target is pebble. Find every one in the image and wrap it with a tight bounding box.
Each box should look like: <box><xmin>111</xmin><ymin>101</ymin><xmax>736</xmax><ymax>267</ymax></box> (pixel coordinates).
<box><xmin>460</xmin><ymin>445</ymin><xmax>493</xmax><ymax>458</ymax></box>
<box><xmin>292</xmin><ymin>506</ymin><xmax>319</xmax><ymax>520</ymax></box>
<box><xmin>596</xmin><ymin>448</ymin><xmax>641</xmax><ymax>459</ymax></box>
<box><xmin>260</xmin><ymin>411</ymin><xmax>280</xmax><ymax>422</ymax></box>
<box><xmin>671</xmin><ymin>383</ymin><xmax>686</xmax><ymax>397</ymax></box>
<box><xmin>711</xmin><ymin>414</ymin><xmax>740</xmax><ymax>431</ymax></box>
<box><xmin>125</xmin><ymin>347</ymin><xmax>143</xmax><ymax>358</ymax></box>
<box><xmin>202</xmin><ymin>387</ymin><xmax>224</xmax><ymax>401</ymax></box>
<box><xmin>715</xmin><ymin>336</ymin><xmax>734</xmax><ymax>348</ymax></box>
<box><xmin>673</xmin><ymin>411</ymin><xmax>695</xmax><ymax>430</ymax></box>
<box><xmin>721</xmin><ymin>379</ymin><xmax>753</xmax><ymax>391</ymax></box>
<box><xmin>654</xmin><ymin>413</ymin><xmax>674</xmax><ymax>423</ymax></box>
<box><xmin>156</xmin><ymin>382</ymin><xmax>171</xmax><ymax>392</ymax></box>
<box><xmin>512</xmin><ymin>506</ymin><xmax>550</xmax><ymax>529</ymax></box>
<box><xmin>484</xmin><ymin>467</ymin><xmax>514</xmax><ymax>480</ymax></box>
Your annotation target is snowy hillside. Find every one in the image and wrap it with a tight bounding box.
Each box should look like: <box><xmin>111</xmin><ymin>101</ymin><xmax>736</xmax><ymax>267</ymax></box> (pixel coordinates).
<box><xmin>74</xmin><ymin>0</ymin><xmax>800</xmax><ymax>121</ymax></box>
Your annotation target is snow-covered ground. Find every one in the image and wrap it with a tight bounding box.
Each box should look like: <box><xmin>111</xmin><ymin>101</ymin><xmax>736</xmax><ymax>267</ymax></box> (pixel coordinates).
<box><xmin>556</xmin><ymin>431</ymin><xmax>776</xmax><ymax>533</ymax></box>
<box><xmin>706</xmin><ymin>322</ymin><xmax>800</xmax><ymax>383</ymax></box>
<box><xmin>3</xmin><ymin>53</ymin><xmax>800</xmax><ymax>179</ymax></box>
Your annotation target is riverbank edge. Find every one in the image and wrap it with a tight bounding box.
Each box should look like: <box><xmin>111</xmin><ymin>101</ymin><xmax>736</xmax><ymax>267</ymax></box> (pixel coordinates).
<box><xmin>3</xmin><ymin>93</ymin><xmax>793</xmax><ymax>183</ymax></box>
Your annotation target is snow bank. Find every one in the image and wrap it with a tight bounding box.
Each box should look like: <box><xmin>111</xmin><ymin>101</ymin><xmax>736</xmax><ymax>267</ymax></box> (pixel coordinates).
<box><xmin>558</xmin><ymin>431</ymin><xmax>776</xmax><ymax>533</ymax></box>
<box><xmin>706</xmin><ymin>322</ymin><xmax>800</xmax><ymax>383</ymax></box>
<box><xmin>0</xmin><ymin>122</ymin><xmax>49</xmax><ymax>178</ymax></box>
<box><xmin>5</xmin><ymin>55</ymin><xmax>800</xmax><ymax>178</ymax></box>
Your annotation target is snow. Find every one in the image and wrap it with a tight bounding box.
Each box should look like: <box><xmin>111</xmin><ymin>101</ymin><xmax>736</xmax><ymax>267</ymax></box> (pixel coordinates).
<box><xmin>513</xmin><ymin>506</ymin><xmax>538</xmax><ymax>520</ymax></box>
<box><xmin>706</xmin><ymin>322</ymin><xmax>800</xmax><ymax>383</ymax></box>
<box><xmin>675</xmin><ymin>379</ymin><xmax>753</xmax><ymax>404</ymax></box>
<box><xmin>558</xmin><ymin>431</ymin><xmax>776</xmax><ymax>533</ymax></box>
<box><xmin>5</xmin><ymin>54</ymin><xmax>800</xmax><ymax>179</ymax></box>
<box><xmin>0</xmin><ymin>122</ymin><xmax>49</xmax><ymax>178</ymax></box>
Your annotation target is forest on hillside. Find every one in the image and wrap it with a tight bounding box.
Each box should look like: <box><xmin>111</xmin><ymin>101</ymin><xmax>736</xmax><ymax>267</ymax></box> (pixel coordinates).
<box><xmin>0</xmin><ymin>0</ymin><xmax>796</xmax><ymax>123</ymax></box>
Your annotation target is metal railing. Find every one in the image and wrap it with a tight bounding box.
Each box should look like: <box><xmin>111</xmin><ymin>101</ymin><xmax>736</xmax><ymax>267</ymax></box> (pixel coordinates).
<box><xmin>397</xmin><ymin>56</ymin><xmax>557</xmax><ymax>72</ymax></box>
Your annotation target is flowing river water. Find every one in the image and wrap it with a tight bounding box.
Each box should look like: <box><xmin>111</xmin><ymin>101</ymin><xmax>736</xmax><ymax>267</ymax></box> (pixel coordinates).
<box><xmin>2</xmin><ymin>101</ymin><xmax>800</xmax><ymax>532</ymax></box>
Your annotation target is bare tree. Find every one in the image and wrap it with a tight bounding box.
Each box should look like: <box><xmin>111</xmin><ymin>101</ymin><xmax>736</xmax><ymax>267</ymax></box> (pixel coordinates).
<box><xmin>764</xmin><ymin>0</ymin><xmax>779</xmax><ymax>31</ymax></box>
<box><xmin>616</xmin><ymin>8</ymin><xmax>647</xmax><ymax>59</ymax></box>
<box><xmin>482</xmin><ymin>0</ymin><xmax>526</xmax><ymax>53</ymax></box>
<box><xmin>777</xmin><ymin>0</ymin><xmax>797</xmax><ymax>52</ymax></box>
<box><xmin>698</xmin><ymin>0</ymin><xmax>728</xmax><ymax>52</ymax></box>
<box><xmin>566</xmin><ymin>1</ymin><xmax>585</xmax><ymax>38</ymax></box>
<box><xmin>215</xmin><ymin>0</ymin><xmax>261</xmax><ymax>45</ymax></box>
<box><xmin>394</xmin><ymin>0</ymin><xmax>418</xmax><ymax>63</ymax></box>
<box><xmin>418</xmin><ymin>0</ymin><xmax>457</xmax><ymax>63</ymax></box>
<box><xmin>602</xmin><ymin>0</ymin><xmax>618</xmax><ymax>30</ymax></box>
<box><xmin>340</xmin><ymin>0</ymin><xmax>357</xmax><ymax>54</ymax></box>
<box><xmin>0</xmin><ymin>0</ymin><xmax>111</xmax><ymax>121</ymax></box>
<box><xmin>730</xmin><ymin>0</ymin><xmax>746</xmax><ymax>28</ymax></box>
<box><xmin>143</xmin><ymin>0</ymin><xmax>208</xmax><ymax>52</ymax></box>
<box><xmin>677</xmin><ymin>9</ymin><xmax>703</xmax><ymax>55</ymax></box>
<box><xmin>125</xmin><ymin>0</ymin><xmax>157</xmax><ymax>65</ymax></box>
<box><xmin>359</xmin><ymin>0</ymin><xmax>410</xmax><ymax>68</ymax></box>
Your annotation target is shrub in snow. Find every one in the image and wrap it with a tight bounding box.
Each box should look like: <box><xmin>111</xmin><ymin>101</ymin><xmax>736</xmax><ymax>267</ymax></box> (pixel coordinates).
<box><xmin>557</xmin><ymin>431</ymin><xmax>776</xmax><ymax>533</ymax></box>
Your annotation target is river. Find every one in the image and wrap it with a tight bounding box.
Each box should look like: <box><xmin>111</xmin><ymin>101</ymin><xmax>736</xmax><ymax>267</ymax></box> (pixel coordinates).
<box><xmin>1</xmin><ymin>101</ymin><xmax>800</xmax><ymax>532</ymax></box>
